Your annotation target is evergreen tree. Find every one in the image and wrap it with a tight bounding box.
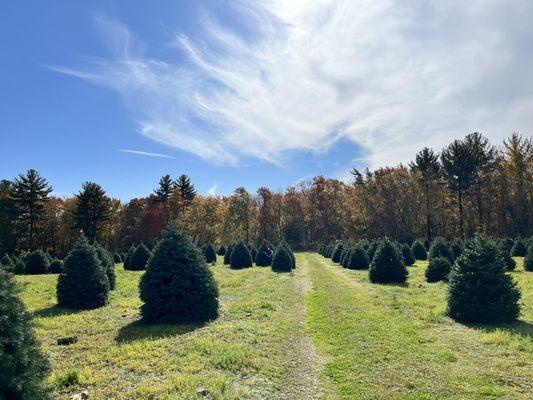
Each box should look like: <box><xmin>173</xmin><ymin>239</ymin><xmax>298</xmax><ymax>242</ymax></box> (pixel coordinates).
<box><xmin>411</xmin><ymin>240</ymin><xmax>427</xmax><ymax>260</ymax></box>
<box><xmin>401</xmin><ymin>243</ymin><xmax>416</xmax><ymax>266</ymax></box>
<box><xmin>0</xmin><ymin>269</ymin><xmax>51</xmax><ymax>399</ymax></box>
<box><xmin>282</xmin><ymin>242</ymin><xmax>296</xmax><ymax>269</ymax></box>
<box><xmin>441</xmin><ymin>139</ymin><xmax>475</xmax><ymax>240</ymax></box>
<box><xmin>1</xmin><ymin>254</ymin><xmax>14</xmax><ymax>272</ymax></box>
<box><xmin>428</xmin><ymin>239</ymin><xmax>454</xmax><ymax>263</ymax></box>
<box><xmin>449</xmin><ymin>240</ymin><xmax>463</xmax><ymax>261</ymax></box>
<box><xmin>524</xmin><ymin>245</ymin><xmax>533</xmax><ymax>272</ymax></box>
<box><xmin>24</xmin><ymin>250</ymin><xmax>49</xmax><ymax>275</ymax></box>
<box><xmin>497</xmin><ymin>242</ymin><xmax>516</xmax><ymax>271</ymax></box>
<box><xmin>255</xmin><ymin>241</ymin><xmax>273</xmax><ymax>266</ymax></box>
<box><xmin>230</xmin><ymin>242</ymin><xmax>252</xmax><ymax>269</ymax></box>
<box><xmin>127</xmin><ymin>243</ymin><xmax>151</xmax><ymax>271</ymax></box>
<box><xmin>409</xmin><ymin>147</ymin><xmax>441</xmax><ymax>243</ymax></box>
<box><xmin>202</xmin><ymin>243</ymin><xmax>217</xmax><ymax>264</ymax></box>
<box><xmin>95</xmin><ymin>244</ymin><xmax>116</xmax><ymax>290</ymax></box>
<box><xmin>425</xmin><ymin>257</ymin><xmax>451</xmax><ymax>283</ymax></box>
<box><xmin>113</xmin><ymin>252</ymin><xmax>122</xmax><ymax>263</ymax></box>
<box><xmin>123</xmin><ymin>244</ymin><xmax>136</xmax><ymax>270</ymax></box>
<box><xmin>250</xmin><ymin>247</ymin><xmax>258</xmax><ymax>262</ymax></box>
<box><xmin>271</xmin><ymin>245</ymin><xmax>293</xmax><ymax>272</ymax></box>
<box><xmin>500</xmin><ymin>238</ymin><xmax>514</xmax><ymax>253</ymax></box>
<box><xmin>447</xmin><ymin>235</ymin><xmax>520</xmax><ymax>323</ymax></box>
<box><xmin>175</xmin><ymin>174</ymin><xmax>197</xmax><ymax>206</ymax></box>
<box><xmin>331</xmin><ymin>243</ymin><xmax>344</xmax><ymax>263</ymax></box>
<box><xmin>217</xmin><ymin>245</ymin><xmax>226</xmax><ymax>256</ymax></box>
<box><xmin>14</xmin><ymin>258</ymin><xmax>26</xmax><ymax>274</ymax></box>
<box><xmin>369</xmin><ymin>239</ymin><xmax>408</xmax><ymax>284</ymax></box>
<box><xmin>347</xmin><ymin>245</ymin><xmax>370</xmax><ymax>270</ymax></box>
<box><xmin>57</xmin><ymin>235</ymin><xmax>109</xmax><ymax>309</ymax></box>
<box><xmin>74</xmin><ymin>182</ymin><xmax>110</xmax><ymax>242</ymax></box>
<box><xmin>140</xmin><ymin>225</ymin><xmax>219</xmax><ymax>323</ymax></box>
<box><xmin>511</xmin><ymin>238</ymin><xmax>527</xmax><ymax>257</ymax></box>
<box><xmin>223</xmin><ymin>244</ymin><xmax>233</xmax><ymax>265</ymax></box>
<box><xmin>12</xmin><ymin>169</ymin><xmax>53</xmax><ymax>249</ymax></box>
<box><xmin>48</xmin><ymin>259</ymin><xmax>63</xmax><ymax>274</ymax></box>
<box><xmin>154</xmin><ymin>174</ymin><xmax>175</xmax><ymax>202</ymax></box>
<box><xmin>367</xmin><ymin>240</ymin><xmax>380</xmax><ymax>261</ymax></box>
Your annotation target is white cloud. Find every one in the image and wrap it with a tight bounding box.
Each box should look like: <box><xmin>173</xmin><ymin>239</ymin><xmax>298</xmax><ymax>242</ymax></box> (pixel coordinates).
<box><xmin>207</xmin><ymin>182</ymin><xmax>219</xmax><ymax>195</ymax></box>
<box><xmin>119</xmin><ymin>149</ymin><xmax>174</xmax><ymax>159</ymax></box>
<box><xmin>53</xmin><ymin>1</ymin><xmax>533</xmax><ymax>168</ymax></box>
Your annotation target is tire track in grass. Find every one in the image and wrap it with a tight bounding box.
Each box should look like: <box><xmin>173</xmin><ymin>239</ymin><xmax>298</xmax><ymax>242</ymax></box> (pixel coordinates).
<box><xmin>303</xmin><ymin>253</ymin><xmax>533</xmax><ymax>400</ymax></box>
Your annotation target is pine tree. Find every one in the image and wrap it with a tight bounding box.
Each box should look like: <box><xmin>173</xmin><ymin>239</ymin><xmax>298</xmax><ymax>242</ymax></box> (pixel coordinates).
<box><xmin>498</xmin><ymin>242</ymin><xmax>516</xmax><ymax>271</ymax></box>
<box><xmin>74</xmin><ymin>182</ymin><xmax>110</xmax><ymax>242</ymax></box>
<box><xmin>95</xmin><ymin>244</ymin><xmax>116</xmax><ymax>290</ymax></box>
<box><xmin>449</xmin><ymin>240</ymin><xmax>463</xmax><ymax>261</ymax></box>
<box><xmin>282</xmin><ymin>242</ymin><xmax>296</xmax><ymax>269</ymax></box>
<box><xmin>154</xmin><ymin>174</ymin><xmax>175</xmax><ymax>202</ymax></box>
<box><xmin>347</xmin><ymin>245</ymin><xmax>369</xmax><ymax>270</ymax></box>
<box><xmin>175</xmin><ymin>174</ymin><xmax>197</xmax><ymax>206</ymax></box>
<box><xmin>255</xmin><ymin>241</ymin><xmax>273</xmax><ymax>266</ymax></box>
<box><xmin>57</xmin><ymin>235</ymin><xmax>109</xmax><ymax>309</ymax></box>
<box><xmin>14</xmin><ymin>258</ymin><xmax>26</xmax><ymax>274</ymax></box>
<box><xmin>230</xmin><ymin>242</ymin><xmax>252</xmax><ymax>269</ymax></box>
<box><xmin>425</xmin><ymin>257</ymin><xmax>451</xmax><ymax>283</ymax></box>
<box><xmin>0</xmin><ymin>269</ymin><xmax>51</xmax><ymax>399</ymax></box>
<box><xmin>401</xmin><ymin>243</ymin><xmax>416</xmax><ymax>266</ymax></box>
<box><xmin>48</xmin><ymin>259</ymin><xmax>63</xmax><ymax>274</ymax></box>
<box><xmin>217</xmin><ymin>245</ymin><xmax>226</xmax><ymax>256</ymax></box>
<box><xmin>123</xmin><ymin>244</ymin><xmax>136</xmax><ymax>270</ymax></box>
<box><xmin>524</xmin><ymin>244</ymin><xmax>533</xmax><ymax>272</ymax></box>
<box><xmin>202</xmin><ymin>243</ymin><xmax>217</xmax><ymax>264</ymax></box>
<box><xmin>1</xmin><ymin>254</ymin><xmax>14</xmax><ymax>272</ymax></box>
<box><xmin>511</xmin><ymin>238</ymin><xmax>527</xmax><ymax>257</ymax></box>
<box><xmin>271</xmin><ymin>245</ymin><xmax>293</xmax><ymax>272</ymax></box>
<box><xmin>24</xmin><ymin>250</ymin><xmax>50</xmax><ymax>274</ymax></box>
<box><xmin>369</xmin><ymin>239</ymin><xmax>408</xmax><ymax>284</ymax></box>
<box><xmin>447</xmin><ymin>235</ymin><xmax>520</xmax><ymax>323</ymax></box>
<box><xmin>411</xmin><ymin>240</ymin><xmax>427</xmax><ymax>260</ymax></box>
<box><xmin>331</xmin><ymin>243</ymin><xmax>344</xmax><ymax>263</ymax></box>
<box><xmin>223</xmin><ymin>244</ymin><xmax>233</xmax><ymax>265</ymax></box>
<box><xmin>127</xmin><ymin>243</ymin><xmax>151</xmax><ymax>271</ymax></box>
<box><xmin>12</xmin><ymin>169</ymin><xmax>53</xmax><ymax>250</ymax></box>
<box><xmin>367</xmin><ymin>240</ymin><xmax>380</xmax><ymax>261</ymax></box>
<box><xmin>140</xmin><ymin>225</ymin><xmax>218</xmax><ymax>323</ymax></box>
<box><xmin>250</xmin><ymin>247</ymin><xmax>258</xmax><ymax>262</ymax></box>
<box><xmin>428</xmin><ymin>239</ymin><xmax>454</xmax><ymax>263</ymax></box>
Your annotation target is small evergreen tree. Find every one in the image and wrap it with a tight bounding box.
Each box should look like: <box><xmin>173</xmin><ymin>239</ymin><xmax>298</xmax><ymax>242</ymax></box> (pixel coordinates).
<box><xmin>95</xmin><ymin>244</ymin><xmax>116</xmax><ymax>290</ymax></box>
<box><xmin>0</xmin><ymin>269</ymin><xmax>51</xmax><ymax>399</ymax></box>
<box><xmin>271</xmin><ymin>245</ymin><xmax>293</xmax><ymax>272</ymax></box>
<box><xmin>425</xmin><ymin>257</ymin><xmax>451</xmax><ymax>282</ymax></box>
<box><xmin>255</xmin><ymin>242</ymin><xmax>273</xmax><ymax>266</ymax></box>
<box><xmin>331</xmin><ymin>243</ymin><xmax>344</xmax><ymax>263</ymax></box>
<box><xmin>113</xmin><ymin>252</ymin><xmax>122</xmax><ymax>263</ymax></box>
<box><xmin>347</xmin><ymin>245</ymin><xmax>369</xmax><ymax>270</ymax></box>
<box><xmin>367</xmin><ymin>240</ymin><xmax>380</xmax><ymax>261</ymax></box>
<box><xmin>500</xmin><ymin>237</ymin><xmax>514</xmax><ymax>253</ymax></box>
<box><xmin>203</xmin><ymin>243</ymin><xmax>217</xmax><ymax>264</ymax></box>
<box><xmin>447</xmin><ymin>235</ymin><xmax>520</xmax><ymax>323</ymax></box>
<box><xmin>1</xmin><ymin>253</ymin><xmax>14</xmax><ymax>272</ymax></box>
<box><xmin>428</xmin><ymin>239</ymin><xmax>454</xmax><ymax>263</ymax></box>
<box><xmin>498</xmin><ymin>242</ymin><xmax>516</xmax><ymax>271</ymax></box>
<box><xmin>123</xmin><ymin>244</ymin><xmax>136</xmax><ymax>270</ymax></box>
<box><xmin>411</xmin><ymin>240</ymin><xmax>427</xmax><ymax>260</ymax></box>
<box><xmin>511</xmin><ymin>238</ymin><xmax>527</xmax><ymax>257</ymax></box>
<box><xmin>57</xmin><ymin>235</ymin><xmax>109</xmax><ymax>309</ymax></box>
<box><xmin>401</xmin><ymin>244</ymin><xmax>416</xmax><ymax>266</ymax></box>
<box><xmin>223</xmin><ymin>244</ymin><xmax>233</xmax><ymax>265</ymax></box>
<box><xmin>282</xmin><ymin>242</ymin><xmax>296</xmax><ymax>269</ymax></box>
<box><xmin>217</xmin><ymin>245</ymin><xmax>226</xmax><ymax>256</ymax></box>
<box><xmin>524</xmin><ymin>245</ymin><xmax>533</xmax><ymax>272</ymax></box>
<box><xmin>340</xmin><ymin>247</ymin><xmax>350</xmax><ymax>268</ymax></box>
<box><xmin>48</xmin><ymin>259</ymin><xmax>63</xmax><ymax>274</ymax></box>
<box><xmin>230</xmin><ymin>242</ymin><xmax>253</xmax><ymax>270</ymax></box>
<box><xmin>369</xmin><ymin>239</ymin><xmax>408</xmax><ymax>284</ymax></box>
<box><xmin>449</xmin><ymin>240</ymin><xmax>463</xmax><ymax>261</ymax></box>
<box><xmin>250</xmin><ymin>247</ymin><xmax>258</xmax><ymax>262</ymax></box>
<box><xmin>127</xmin><ymin>243</ymin><xmax>151</xmax><ymax>271</ymax></box>
<box><xmin>14</xmin><ymin>258</ymin><xmax>26</xmax><ymax>274</ymax></box>
<box><xmin>140</xmin><ymin>225</ymin><xmax>218</xmax><ymax>323</ymax></box>
<box><xmin>24</xmin><ymin>250</ymin><xmax>49</xmax><ymax>275</ymax></box>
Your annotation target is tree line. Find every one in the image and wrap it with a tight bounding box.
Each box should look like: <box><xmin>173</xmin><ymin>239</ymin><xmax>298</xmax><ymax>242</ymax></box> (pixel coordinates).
<box><xmin>0</xmin><ymin>132</ymin><xmax>531</xmax><ymax>257</ymax></box>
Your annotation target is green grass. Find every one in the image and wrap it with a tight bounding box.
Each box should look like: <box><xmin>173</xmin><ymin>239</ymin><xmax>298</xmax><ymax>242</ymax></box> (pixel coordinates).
<box><xmin>16</xmin><ymin>254</ymin><xmax>532</xmax><ymax>399</ymax></box>
<box><xmin>305</xmin><ymin>254</ymin><xmax>532</xmax><ymax>399</ymax></box>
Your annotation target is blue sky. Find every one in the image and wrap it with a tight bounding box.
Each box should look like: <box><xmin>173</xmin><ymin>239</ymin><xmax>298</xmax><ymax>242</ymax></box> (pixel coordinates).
<box><xmin>2</xmin><ymin>1</ymin><xmax>532</xmax><ymax>200</ymax></box>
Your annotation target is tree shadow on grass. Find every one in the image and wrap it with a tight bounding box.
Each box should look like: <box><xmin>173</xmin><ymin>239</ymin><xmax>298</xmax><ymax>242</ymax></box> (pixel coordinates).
<box><xmin>466</xmin><ymin>320</ymin><xmax>533</xmax><ymax>339</ymax></box>
<box><xmin>33</xmin><ymin>305</ymin><xmax>81</xmax><ymax>318</ymax></box>
<box><xmin>115</xmin><ymin>319</ymin><xmax>204</xmax><ymax>343</ymax></box>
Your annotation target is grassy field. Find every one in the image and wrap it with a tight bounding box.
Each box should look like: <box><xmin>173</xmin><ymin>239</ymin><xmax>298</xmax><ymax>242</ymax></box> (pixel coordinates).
<box><xmin>17</xmin><ymin>253</ymin><xmax>532</xmax><ymax>399</ymax></box>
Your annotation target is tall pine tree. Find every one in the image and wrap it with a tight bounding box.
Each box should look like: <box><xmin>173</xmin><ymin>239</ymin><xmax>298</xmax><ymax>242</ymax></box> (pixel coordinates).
<box><xmin>175</xmin><ymin>174</ymin><xmax>197</xmax><ymax>206</ymax></box>
<box><xmin>154</xmin><ymin>174</ymin><xmax>175</xmax><ymax>202</ymax></box>
<box><xmin>74</xmin><ymin>182</ymin><xmax>110</xmax><ymax>242</ymax></box>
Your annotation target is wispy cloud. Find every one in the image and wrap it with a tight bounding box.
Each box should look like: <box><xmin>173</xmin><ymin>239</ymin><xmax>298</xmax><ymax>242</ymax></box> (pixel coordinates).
<box><xmin>53</xmin><ymin>1</ymin><xmax>533</xmax><ymax>168</ymax></box>
<box><xmin>207</xmin><ymin>182</ymin><xmax>219</xmax><ymax>195</ymax></box>
<box><xmin>119</xmin><ymin>149</ymin><xmax>174</xmax><ymax>159</ymax></box>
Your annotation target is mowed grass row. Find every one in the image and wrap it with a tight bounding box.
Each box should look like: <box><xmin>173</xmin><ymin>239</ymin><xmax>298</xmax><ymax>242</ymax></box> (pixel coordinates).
<box><xmin>17</xmin><ymin>258</ymin><xmax>317</xmax><ymax>399</ymax></box>
<box><xmin>304</xmin><ymin>253</ymin><xmax>533</xmax><ymax>399</ymax></box>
